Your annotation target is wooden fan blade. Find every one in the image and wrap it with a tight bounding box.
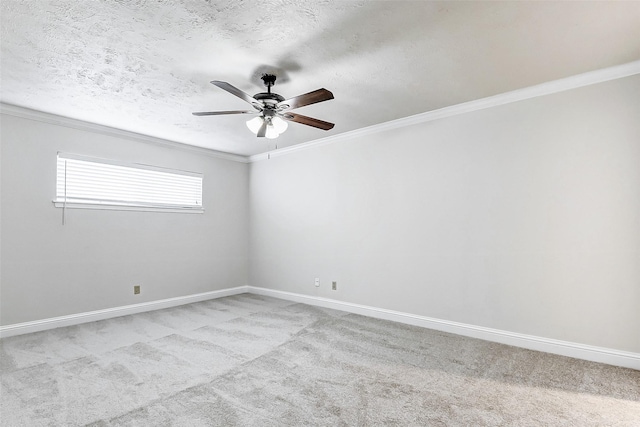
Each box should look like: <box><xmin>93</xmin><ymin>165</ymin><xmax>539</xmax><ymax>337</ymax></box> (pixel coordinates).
<box><xmin>280</xmin><ymin>112</ymin><xmax>334</xmax><ymax>130</ymax></box>
<box><xmin>210</xmin><ymin>81</ymin><xmax>262</xmax><ymax>109</ymax></box>
<box><xmin>257</xmin><ymin>119</ymin><xmax>268</xmax><ymax>137</ymax></box>
<box><xmin>192</xmin><ymin>110</ymin><xmax>256</xmax><ymax>116</ymax></box>
<box><xmin>277</xmin><ymin>88</ymin><xmax>334</xmax><ymax>111</ymax></box>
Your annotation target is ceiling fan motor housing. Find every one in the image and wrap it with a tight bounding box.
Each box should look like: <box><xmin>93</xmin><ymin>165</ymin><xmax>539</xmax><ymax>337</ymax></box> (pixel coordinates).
<box><xmin>253</xmin><ymin>95</ymin><xmax>284</xmax><ymax>119</ymax></box>
<box><xmin>253</xmin><ymin>92</ymin><xmax>285</xmax><ymax>103</ymax></box>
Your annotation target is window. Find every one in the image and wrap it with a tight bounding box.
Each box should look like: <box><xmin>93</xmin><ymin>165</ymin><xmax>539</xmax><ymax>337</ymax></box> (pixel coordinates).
<box><xmin>54</xmin><ymin>153</ymin><xmax>204</xmax><ymax>213</ymax></box>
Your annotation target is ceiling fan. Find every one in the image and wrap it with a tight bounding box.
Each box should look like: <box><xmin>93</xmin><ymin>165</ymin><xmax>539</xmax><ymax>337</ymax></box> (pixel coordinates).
<box><xmin>193</xmin><ymin>74</ymin><xmax>334</xmax><ymax>139</ymax></box>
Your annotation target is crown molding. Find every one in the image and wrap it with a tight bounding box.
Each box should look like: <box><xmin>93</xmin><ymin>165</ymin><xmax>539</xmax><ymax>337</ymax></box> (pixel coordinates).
<box><xmin>249</xmin><ymin>59</ymin><xmax>640</xmax><ymax>162</ymax></box>
<box><xmin>4</xmin><ymin>60</ymin><xmax>639</xmax><ymax>164</ymax></box>
<box><xmin>0</xmin><ymin>103</ymin><xmax>250</xmax><ymax>163</ymax></box>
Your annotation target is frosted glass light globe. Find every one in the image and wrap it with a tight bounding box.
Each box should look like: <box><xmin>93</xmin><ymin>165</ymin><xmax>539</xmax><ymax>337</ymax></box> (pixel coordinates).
<box><xmin>246</xmin><ymin>116</ymin><xmax>264</xmax><ymax>134</ymax></box>
<box><xmin>271</xmin><ymin>116</ymin><xmax>289</xmax><ymax>134</ymax></box>
<box><xmin>265</xmin><ymin>125</ymin><xmax>279</xmax><ymax>139</ymax></box>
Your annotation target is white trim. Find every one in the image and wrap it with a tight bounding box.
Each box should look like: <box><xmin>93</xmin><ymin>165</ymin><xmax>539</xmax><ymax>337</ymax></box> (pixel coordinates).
<box><xmin>2</xmin><ymin>285</ymin><xmax>638</xmax><ymax>370</ymax></box>
<box><xmin>0</xmin><ymin>286</ymin><xmax>249</xmax><ymax>338</ymax></box>
<box><xmin>249</xmin><ymin>59</ymin><xmax>640</xmax><ymax>162</ymax></box>
<box><xmin>0</xmin><ymin>103</ymin><xmax>249</xmax><ymax>164</ymax></box>
<box><xmin>3</xmin><ymin>61</ymin><xmax>639</xmax><ymax>164</ymax></box>
<box><xmin>52</xmin><ymin>201</ymin><xmax>204</xmax><ymax>214</ymax></box>
<box><xmin>247</xmin><ymin>286</ymin><xmax>640</xmax><ymax>371</ymax></box>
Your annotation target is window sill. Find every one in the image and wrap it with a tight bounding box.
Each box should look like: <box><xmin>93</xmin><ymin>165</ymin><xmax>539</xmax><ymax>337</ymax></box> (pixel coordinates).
<box><xmin>52</xmin><ymin>201</ymin><xmax>204</xmax><ymax>214</ymax></box>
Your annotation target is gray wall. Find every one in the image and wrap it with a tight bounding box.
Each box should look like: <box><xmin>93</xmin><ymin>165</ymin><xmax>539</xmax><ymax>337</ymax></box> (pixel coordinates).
<box><xmin>249</xmin><ymin>75</ymin><xmax>640</xmax><ymax>353</ymax></box>
<box><xmin>2</xmin><ymin>75</ymin><xmax>639</xmax><ymax>355</ymax></box>
<box><xmin>0</xmin><ymin>115</ymin><xmax>249</xmax><ymax>324</ymax></box>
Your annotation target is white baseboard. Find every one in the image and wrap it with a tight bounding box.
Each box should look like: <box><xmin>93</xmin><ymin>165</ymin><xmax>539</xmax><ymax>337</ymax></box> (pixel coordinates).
<box><xmin>0</xmin><ymin>286</ymin><xmax>249</xmax><ymax>338</ymax></box>
<box><xmin>2</xmin><ymin>285</ymin><xmax>638</xmax><ymax>370</ymax></box>
<box><xmin>247</xmin><ymin>286</ymin><xmax>640</xmax><ymax>371</ymax></box>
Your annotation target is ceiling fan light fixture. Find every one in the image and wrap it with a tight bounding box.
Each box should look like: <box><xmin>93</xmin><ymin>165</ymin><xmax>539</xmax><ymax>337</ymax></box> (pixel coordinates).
<box><xmin>271</xmin><ymin>116</ymin><xmax>288</xmax><ymax>133</ymax></box>
<box><xmin>265</xmin><ymin>125</ymin><xmax>279</xmax><ymax>139</ymax></box>
<box><xmin>246</xmin><ymin>116</ymin><xmax>264</xmax><ymax>134</ymax></box>
<box><xmin>247</xmin><ymin>115</ymin><xmax>287</xmax><ymax>138</ymax></box>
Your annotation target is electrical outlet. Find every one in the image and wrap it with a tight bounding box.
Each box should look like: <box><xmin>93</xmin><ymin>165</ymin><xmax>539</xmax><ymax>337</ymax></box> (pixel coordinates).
<box><xmin>314</xmin><ymin>278</ymin><xmax>320</xmax><ymax>287</ymax></box>
<box><xmin>332</xmin><ymin>281</ymin><xmax>337</xmax><ymax>290</ymax></box>
<box><xmin>134</xmin><ymin>285</ymin><xmax>140</xmax><ymax>295</ymax></box>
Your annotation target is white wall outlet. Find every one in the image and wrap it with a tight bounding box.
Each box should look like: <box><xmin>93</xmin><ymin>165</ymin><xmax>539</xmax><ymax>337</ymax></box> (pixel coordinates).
<box><xmin>314</xmin><ymin>278</ymin><xmax>320</xmax><ymax>287</ymax></box>
<box><xmin>133</xmin><ymin>285</ymin><xmax>141</xmax><ymax>295</ymax></box>
<box><xmin>332</xmin><ymin>281</ymin><xmax>337</xmax><ymax>290</ymax></box>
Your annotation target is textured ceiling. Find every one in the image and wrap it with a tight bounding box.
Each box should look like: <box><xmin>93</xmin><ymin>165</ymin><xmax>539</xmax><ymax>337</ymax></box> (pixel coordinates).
<box><xmin>2</xmin><ymin>1</ymin><xmax>640</xmax><ymax>157</ymax></box>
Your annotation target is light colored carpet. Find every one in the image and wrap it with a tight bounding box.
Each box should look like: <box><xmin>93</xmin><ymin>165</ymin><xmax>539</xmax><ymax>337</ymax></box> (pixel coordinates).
<box><xmin>1</xmin><ymin>293</ymin><xmax>638</xmax><ymax>426</ymax></box>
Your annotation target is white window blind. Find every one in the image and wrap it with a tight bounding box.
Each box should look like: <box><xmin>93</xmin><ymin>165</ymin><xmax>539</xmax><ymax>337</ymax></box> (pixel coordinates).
<box><xmin>55</xmin><ymin>153</ymin><xmax>203</xmax><ymax>213</ymax></box>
